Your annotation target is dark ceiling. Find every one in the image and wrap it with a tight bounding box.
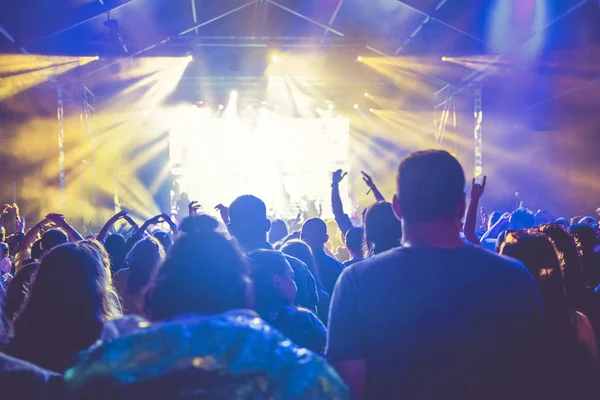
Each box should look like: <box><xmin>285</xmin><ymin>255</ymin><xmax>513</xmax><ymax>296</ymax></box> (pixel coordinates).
<box><xmin>1</xmin><ymin>0</ymin><xmax>599</xmax><ymax>105</ymax></box>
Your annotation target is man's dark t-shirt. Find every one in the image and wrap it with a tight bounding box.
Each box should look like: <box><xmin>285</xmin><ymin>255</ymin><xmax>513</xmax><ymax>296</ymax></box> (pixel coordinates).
<box><xmin>312</xmin><ymin>248</ymin><xmax>344</xmax><ymax>296</ymax></box>
<box><xmin>327</xmin><ymin>245</ymin><xmax>547</xmax><ymax>400</ymax></box>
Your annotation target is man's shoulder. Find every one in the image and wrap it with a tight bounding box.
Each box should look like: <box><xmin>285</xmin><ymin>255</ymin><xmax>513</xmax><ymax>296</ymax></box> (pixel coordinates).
<box><xmin>281</xmin><ymin>253</ymin><xmax>309</xmax><ymax>271</ymax></box>
<box><xmin>344</xmin><ymin>245</ymin><xmax>529</xmax><ymax>278</ymax></box>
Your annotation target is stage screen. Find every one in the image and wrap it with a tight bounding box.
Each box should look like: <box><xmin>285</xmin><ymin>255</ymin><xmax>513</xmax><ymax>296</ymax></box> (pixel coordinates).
<box><xmin>169</xmin><ymin>105</ymin><xmax>351</xmax><ymax>219</ymax></box>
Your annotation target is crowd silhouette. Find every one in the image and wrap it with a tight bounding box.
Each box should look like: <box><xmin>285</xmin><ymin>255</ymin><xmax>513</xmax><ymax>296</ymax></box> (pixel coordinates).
<box><xmin>0</xmin><ymin>149</ymin><xmax>599</xmax><ymax>399</ymax></box>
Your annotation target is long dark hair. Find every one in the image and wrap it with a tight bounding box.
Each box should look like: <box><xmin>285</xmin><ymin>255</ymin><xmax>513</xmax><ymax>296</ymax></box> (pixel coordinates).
<box><xmin>280</xmin><ymin>239</ymin><xmax>321</xmax><ymax>286</ymax></box>
<box><xmin>147</xmin><ymin>215</ymin><xmax>250</xmax><ymax>321</ymax></box>
<box><xmin>364</xmin><ymin>202</ymin><xmax>402</xmax><ymax>255</ymax></box>
<box><xmin>10</xmin><ymin>242</ymin><xmax>120</xmax><ymax>371</ymax></box>
<box><xmin>125</xmin><ymin>237</ymin><xmax>165</xmax><ymax>295</ymax></box>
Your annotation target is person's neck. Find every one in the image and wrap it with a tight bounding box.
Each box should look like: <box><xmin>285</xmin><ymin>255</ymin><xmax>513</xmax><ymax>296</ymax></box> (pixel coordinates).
<box><xmin>402</xmin><ymin>220</ymin><xmax>466</xmax><ymax>249</ymax></box>
<box><xmin>235</xmin><ymin>234</ymin><xmax>269</xmax><ymax>252</ymax></box>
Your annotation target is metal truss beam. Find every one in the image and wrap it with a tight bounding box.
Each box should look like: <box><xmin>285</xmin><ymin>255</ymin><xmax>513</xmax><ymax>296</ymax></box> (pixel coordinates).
<box><xmin>1</xmin><ymin>0</ymin><xmax>138</xmax><ymax>53</ymax></box>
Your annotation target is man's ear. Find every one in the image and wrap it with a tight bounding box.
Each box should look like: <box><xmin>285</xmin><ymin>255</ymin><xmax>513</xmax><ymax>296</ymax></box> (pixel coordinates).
<box><xmin>392</xmin><ymin>194</ymin><xmax>403</xmax><ymax>220</ymax></box>
<box><xmin>265</xmin><ymin>219</ymin><xmax>272</xmax><ymax>233</ymax></box>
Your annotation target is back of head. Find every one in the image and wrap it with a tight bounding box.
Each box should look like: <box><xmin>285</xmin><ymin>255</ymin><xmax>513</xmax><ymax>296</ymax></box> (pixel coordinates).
<box><xmin>247</xmin><ymin>249</ymin><xmax>291</xmax><ymax>297</ymax></box>
<box><xmin>0</xmin><ymin>242</ymin><xmax>8</xmax><ymax>259</ymax></box>
<box><xmin>125</xmin><ymin>237</ymin><xmax>165</xmax><ymax>295</ymax></box>
<box><xmin>148</xmin><ymin>215</ymin><xmax>250</xmax><ymax>321</ymax></box>
<box><xmin>531</xmin><ymin>223</ymin><xmax>583</xmax><ymax>302</ymax></box>
<box><xmin>41</xmin><ymin>229</ymin><xmax>68</xmax><ymax>253</ymax></box>
<box><xmin>301</xmin><ymin>218</ymin><xmax>328</xmax><ymax>249</ymax></box>
<box><xmin>364</xmin><ymin>202</ymin><xmax>402</xmax><ymax>255</ymax></box>
<box><xmin>228</xmin><ymin>195</ymin><xmax>269</xmax><ymax>244</ymax></box>
<box><xmin>396</xmin><ymin>150</ymin><xmax>465</xmax><ymax>223</ymax></box>
<box><xmin>14</xmin><ymin>242</ymin><xmax>118</xmax><ymax>347</ymax></box>
<box><xmin>500</xmin><ymin>232</ymin><xmax>565</xmax><ymax>304</ymax></box>
<box><xmin>103</xmin><ymin>234</ymin><xmax>127</xmax><ymax>273</ymax></box>
<box><xmin>345</xmin><ymin>226</ymin><xmax>365</xmax><ymax>253</ymax></box>
<box><xmin>153</xmin><ymin>231</ymin><xmax>173</xmax><ymax>252</ymax></box>
<box><xmin>280</xmin><ymin>239</ymin><xmax>319</xmax><ymax>283</ymax></box>
<box><xmin>268</xmin><ymin>219</ymin><xmax>289</xmax><ymax>245</ymax></box>
<box><xmin>31</xmin><ymin>239</ymin><xmax>43</xmax><ymax>260</ymax></box>
<box><xmin>510</xmin><ymin>208</ymin><xmax>535</xmax><ymax>230</ymax></box>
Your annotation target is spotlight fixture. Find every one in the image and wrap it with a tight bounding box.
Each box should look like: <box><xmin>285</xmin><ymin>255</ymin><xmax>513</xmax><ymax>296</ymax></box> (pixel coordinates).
<box><xmin>364</xmin><ymin>92</ymin><xmax>369</xmax><ymax>98</ymax></box>
<box><xmin>218</xmin><ymin>104</ymin><xmax>224</xmax><ymax>110</ymax></box>
<box><xmin>328</xmin><ymin>103</ymin><xmax>334</xmax><ymax>110</ymax></box>
<box><xmin>186</xmin><ymin>54</ymin><xmax>193</xmax><ymax>61</ymax></box>
<box><xmin>441</xmin><ymin>56</ymin><xmax>447</xmax><ymax>62</ymax></box>
<box><xmin>369</xmin><ymin>108</ymin><xmax>374</xmax><ymax>113</ymax></box>
<box><xmin>230</xmin><ymin>90</ymin><xmax>238</xmax><ymax>97</ymax></box>
<box><xmin>353</xmin><ymin>104</ymin><xmax>359</xmax><ymax>109</ymax></box>
<box><xmin>357</xmin><ymin>56</ymin><xmax>363</xmax><ymax>62</ymax></box>
<box><xmin>94</xmin><ymin>55</ymin><xmax>100</xmax><ymax>60</ymax></box>
<box><xmin>272</xmin><ymin>55</ymin><xmax>281</xmax><ymax>64</ymax></box>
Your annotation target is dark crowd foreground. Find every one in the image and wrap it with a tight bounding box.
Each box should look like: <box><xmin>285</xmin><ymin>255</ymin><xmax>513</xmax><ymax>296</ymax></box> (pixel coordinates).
<box><xmin>0</xmin><ymin>150</ymin><xmax>599</xmax><ymax>399</ymax></box>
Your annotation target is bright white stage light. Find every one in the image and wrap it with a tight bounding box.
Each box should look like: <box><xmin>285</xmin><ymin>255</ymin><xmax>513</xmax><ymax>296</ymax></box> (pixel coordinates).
<box><xmin>353</xmin><ymin>104</ymin><xmax>359</xmax><ymax>109</ymax></box>
<box><xmin>231</xmin><ymin>90</ymin><xmax>238</xmax><ymax>98</ymax></box>
<box><xmin>272</xmin><ymin>55</ymin><xmax>281</xmax><ymax>64</ymax></box>
<box><xmin>328</xmin><ymin>103</ymin><xmax>334</xmax><ymax>110</ymax></box>
<box><xmin>218</xmin><ymin>104</ymin><xmax>224</xmax><ymax>110</ymax></box>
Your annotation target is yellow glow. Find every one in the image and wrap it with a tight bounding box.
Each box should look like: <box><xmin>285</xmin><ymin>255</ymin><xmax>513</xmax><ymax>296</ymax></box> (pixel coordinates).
<box><xmin>0</xmin><ymin>54</ymin><xmax>98</xmax><ymax>100</ymax></box>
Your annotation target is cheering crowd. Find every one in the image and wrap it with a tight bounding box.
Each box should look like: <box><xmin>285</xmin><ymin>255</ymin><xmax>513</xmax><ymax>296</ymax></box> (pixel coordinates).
<box><xmin>0</xmin><ymin>149</ymin><xmax>599</xmax><ymax>399</ymax></box>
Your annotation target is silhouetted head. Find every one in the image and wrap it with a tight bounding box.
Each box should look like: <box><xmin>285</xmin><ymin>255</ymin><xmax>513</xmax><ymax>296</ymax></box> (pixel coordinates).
<box><xmin>247</xmin><ymin>249</ymin><xmax>297</xmax><ymax>307</ymax></box>
<box><xmin>554</xmin><ymin>217</ymin><xmax>570</xmax><ymax>230</ymax></box>
<box><xmin>280</xmin><ymin>239</ymin><xmax>320</xmax><ymax>285</ymax></box>
<box><xmin>153</xmin><ymin>231</ymin><xmax>173</xmax><ymax>252</ymax></box>
<box><xmin>394</xmin><ymin>150</ymin><xmax>465</xmax><ymax>227</ymax></box>
<box><xmin>345</xmin><ymin>226</ymin><xmax>365</xmax><ymax>256</ymax></box>
<box><xmin>12</xmin><ymin>242</ymin><xmax>120</xmax><ymax>371</ymax></box>
<box><xmin>534</xmin><ymin>210</ymin><xmax>552</xmax><ymax>226</ymax></box>
<box><xmin>509</xmin><ymin>208</ymin><xmax>535</xmax><ymax>230</ymax></box>
<box><xmin>103</xmin><ymin>234</ymin><xmax>127</xmax><ymax>273</ymax></box>
<box><xmin>41</xmin><ymin>229</ymin><xmax>68</xmax><ymax>254</ymax></box>
<box><xmin>30</xmin><ymin>239</ymin><xmax>43</xmax><ymax>261</ymax></box>
<box><xmin>228</xmin><ymin>195</ymin><xmax>271</xmax><ymax>248</ymax></box>
<box><xmin>531</xmin><ymin>223</ymin><xmax>583</xmax><ymax>303</ymax></box>
<box><xmin>268</xmin><ymin>219</ymin><xmax>288</xmax><ymax>245</ymax></box>
<box><xmin>148</xmin><ymin>215</ymin><xmax>251</xmax><ymax>321</ymax></box>
<box><xmin>500</xmin><ymin>231</ymin><xmax>566</xmax><ymax>309</ymax></box>
<box><xmin>301</xmin><ymin>218</ymin><xmax>328</xmax><ymax>250</ymax></box>
<box><xmin>125</xmin><ymin>236</ymin><xmax>165</xmax><ymax>296</ymax></box>
<box><xmin>364</xmin><ymin>202</ymin><xmax>402</xmax><ymax>255</ymax></box>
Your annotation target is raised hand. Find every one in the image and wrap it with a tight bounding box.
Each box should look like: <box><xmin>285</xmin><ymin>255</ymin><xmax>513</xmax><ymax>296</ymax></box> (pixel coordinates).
<box><xmin>188</xmin><ymin>201</ymin><xmax>201</xmax><ymax>216</ymax></box>
<box><xmin>46</xmin><ymin>213</ymin><xmax>67</xmax><ymax>225</ymax></box>
<box><xmin>214</xmin><ymin>204</ymin><xmax>230</xmax><ymax>224</ymax></box>
<box><xmin>149</xmin><ymin>214</ymin><xmax>165</xmax><ymax>225</ymax></box>
<box><xmin>361</xmin><ymin>171</ymin><xmax>376</xmax><ymax>189</ymax></box>
<box><xmin>332</xmin><ymin>169</ymin><xmax>347</xmax><ymax>185</ymax></box>
<box><xmin>471</xmin><ymin>176</ymin><xmax>487</xmax><ymax>201</ymax></box>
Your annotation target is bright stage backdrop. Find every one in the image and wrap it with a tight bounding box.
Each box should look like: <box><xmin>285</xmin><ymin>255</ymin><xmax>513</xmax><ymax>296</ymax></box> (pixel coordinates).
<box><xmin>169</xmin><ymin>104</ymin><xmax>351</xmax><ymax>219</ymax></box>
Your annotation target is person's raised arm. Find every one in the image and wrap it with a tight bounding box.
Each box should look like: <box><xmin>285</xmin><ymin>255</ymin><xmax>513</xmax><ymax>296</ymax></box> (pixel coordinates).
<box><xmin>361</xmin><ymin>171</ymin><xmax>385</xmax><ymax>203</ymax></box>
<box><xmin>331</xmin><ymin>169</ymin><xmax>353</xmax><ymax>235</ymax></box>
<box><xmin>481</xmin><ymin>212</ymin><xmax>510</xmax><ymax>242</ymax></box>
<box><xmin>46</xmin><ymin>213</ymin><xmax>84</xmax><ymax>242</ymax></box>
<box><xmin>188</xmin><ymin>201</ymin><xmax>201</xmax><ymax>217</ymax></box>
<box><xmin>464</xmin><ymin>176</ymin><xmax>486</xmax><ymax>246</ymax></box>
<box><xmin>13</xmin><ymin>217</ymin><xmax>49</xmax><ymax>273</ymax></box>
<box><xmin>214</xmin><ymin>204</ymin><xmax>230</xmax><ymax>225</ymax></box>
<box><xmin>130</xmin><ymin>214</ymin><xmax>163</xmax><ymax>244</ymax></box>
<box><xmin>161</xmin><ymin>213</ymin><xmax>178</xmax><ymax>234</ymax></box>
<box><xmin>97</xmin><ymin>210</ymin><xmax>128</xmax><ymax>242</ymax></box>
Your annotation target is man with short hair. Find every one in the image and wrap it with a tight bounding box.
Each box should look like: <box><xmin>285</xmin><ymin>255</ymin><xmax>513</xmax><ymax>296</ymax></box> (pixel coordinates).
<box><xmin>228</xmin><ymin>195</ymin><xmax>318</xmax><ymax>312</ymax></box>
<box><xmin>301</xmin><ymin>218</ymin><xmax>344</xmax><ymax>296</ymax></box>
<box><xmin>343</xmin><ymin>227</ymin><xmax>364</xmax><ymax>267</ymax></box>
<box><xmin>327</xmin><ymin>150</ymin><xmax>548</xmax><ymax>400</ymax></box>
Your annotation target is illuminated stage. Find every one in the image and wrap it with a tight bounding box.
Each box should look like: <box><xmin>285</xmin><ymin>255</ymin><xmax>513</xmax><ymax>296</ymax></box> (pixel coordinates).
<box><xmin>169</xmin><ymin>101</ymin><xmax>351</xmax><ymax>219</ymax></box>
